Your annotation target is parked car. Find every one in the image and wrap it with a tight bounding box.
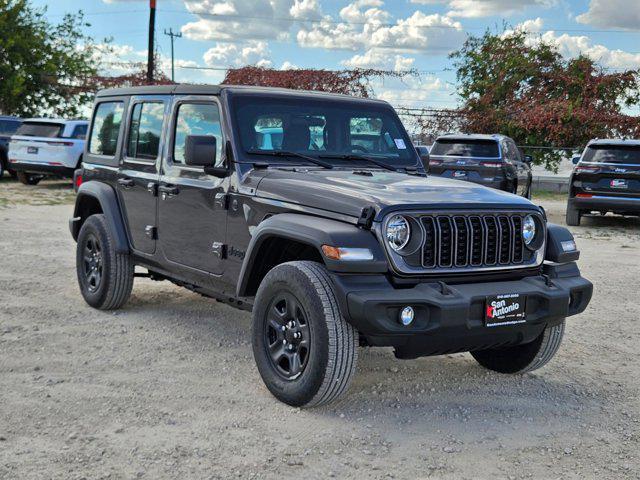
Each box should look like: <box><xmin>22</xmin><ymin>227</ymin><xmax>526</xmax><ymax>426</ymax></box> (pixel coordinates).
<box><xmin>566</xmin><ymin>139</ymin><xmax>640</xmax><ymax>226</ymax></box>
<box><xmin>70</xmin><ymin>85</ymin><xmax>592</xmax><ymax>407</ymax></box>
<box><xmin>8</xmin><ymin>118</ymin><xmax>88</xmax><ymax>185</ymax></box>
<box><xmin>428</xmin><ymin>134</ymin><xmax>532</xmax><ymax>197</ymax></box>
<box><xmin>0</xmin><ymin>116</ymin><xmax>22</xmax><ymax>178</ymax></box>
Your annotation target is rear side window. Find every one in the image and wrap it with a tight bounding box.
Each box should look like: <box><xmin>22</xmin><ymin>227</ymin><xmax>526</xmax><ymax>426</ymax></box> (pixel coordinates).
<box><xmin>582</xmin><ymin>145</ymin><xmax>640</xmax><ymax>165</ymax></box>
<box><xmin>89</xmin><ymin>102</ymin><xmax>124</xmax><ymax>156</ymax></box>
<box><xmin>431</xmin><ymin>139</ymin><xmax>500</xmax><ymax>158</ymax></box>
<box><xmin>0</xmin><ymin>120</ymin><xmax>21</xmax><ymax>136</ymax></box>
<box><xmin>173</xmin><ymin>103</ymin><xmax>223</xmax><ymax>165</ymax></box>
<box><xmin>16</xmin><ymin>122</ymin><xmax>63</xmax><ymax>138</ymax></box>
<box><xmin>127</xmin><ymin>102</ymin><xmax>164</xmax><ymax>160</ymax></box>
<box><xmin>71</xmin><ymin>124</ymin><xmax>88</xmax><ymax>140</ymax></box>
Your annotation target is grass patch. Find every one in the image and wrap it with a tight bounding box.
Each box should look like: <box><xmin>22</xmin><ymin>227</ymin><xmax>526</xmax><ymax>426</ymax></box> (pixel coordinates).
<box><xmin>532</xmin><ymin>191</ymin><xmax>567</xmax><ymax>202</ymax></box>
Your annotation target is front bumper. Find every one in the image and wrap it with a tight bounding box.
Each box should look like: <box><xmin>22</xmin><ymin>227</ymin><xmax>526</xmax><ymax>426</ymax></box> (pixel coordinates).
<box><xmin>331</xmin><ymin>263</ymin><xmax>592</xmax><ymax>359</ymax></box>
<box><xmin>569</xmin><ymin>195</ymin><xmax>640</xmax><ymax>214</ymax></box>
<box><xmin>9</xmin><ymin>160</ymin><xmax>75</xmax><ymax>178</ymax></box>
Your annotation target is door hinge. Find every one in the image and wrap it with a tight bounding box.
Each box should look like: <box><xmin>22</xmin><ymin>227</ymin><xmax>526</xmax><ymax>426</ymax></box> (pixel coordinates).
<box><xmin>212</xmin><ymin>242</ymin><xmax>227</xmax><ymax>259</ymax></box>
<box><xmin>145</xmin><ymin>225</ymin><xmax>157</xmax><ymax>239</ymax></box>
<box><xmin>214</xmin><ymin>192</ymin><xmax>229</xmax><ymax>210</ymax></box>
<box><xmin>357</xmin><ymin>206</ymin><xmax>376</xmax><ymax>230</ymax></box>
<box><xmin>147</xmin><ymin>182</ymin><xmax>158</xmax><ymax>197</ymax></box>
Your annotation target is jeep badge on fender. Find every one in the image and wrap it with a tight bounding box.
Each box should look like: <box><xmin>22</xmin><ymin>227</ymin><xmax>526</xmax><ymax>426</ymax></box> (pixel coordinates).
<box><xmin>70</xmin><ymin>84</ymin><xmax>593</xmax><ymax>407</ymax></box>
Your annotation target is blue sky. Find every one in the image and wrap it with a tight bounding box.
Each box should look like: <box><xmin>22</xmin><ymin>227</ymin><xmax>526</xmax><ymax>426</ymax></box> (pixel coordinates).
<box><xmin>34</xmin><ymin>0</ymin><xmax>640</xmax><ymax>110</ymax></box>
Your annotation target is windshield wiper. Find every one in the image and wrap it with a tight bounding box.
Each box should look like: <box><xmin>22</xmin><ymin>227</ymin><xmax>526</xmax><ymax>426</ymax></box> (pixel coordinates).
<box><xmin>318</xmin><ymin>153</ymin><xmax>400</xmax><ymax>172</ymax></box>
<box><xmin>247</xmin><ymin>149</ymin><xmax>333</xmax><ymax>169</ymax></box>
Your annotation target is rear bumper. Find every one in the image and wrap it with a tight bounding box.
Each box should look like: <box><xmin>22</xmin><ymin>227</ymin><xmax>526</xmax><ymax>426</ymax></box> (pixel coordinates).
<box><xmin>569</xmin><ymin>195</ymin><xmax>640</xmax><ymax>214</ymax></box>
<box><xmin>9</xmin><ymin>160</ymin><xmax>75</xmax><ymax>178</ymax></box>
<box><xmin>331</xmin><ymin>262</ymin><xmax>592</xmax><ymax>359</ymax></box>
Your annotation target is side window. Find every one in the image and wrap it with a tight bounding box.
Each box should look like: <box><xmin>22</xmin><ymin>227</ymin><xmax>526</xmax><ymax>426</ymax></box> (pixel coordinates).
<box><xmin>127</xmin><ymin>102</ymin><xmax>164</xmax><ymax>160</ymax></box>
<box><xmin>174</xmin><ymin>103</ymin><xmax>223</xmax><ymax>165</ymax></box>
<box><xmin>349</xmin><ymin>116</ymin><xmax>401</xmax><ymax>153</ymax></box>
<box><xmin>71</xmin><ymin>124</ymin><xmax>87</xmax><ymax>140</ymax></box>
<box><xmin>88</xmin><ymin>102</ymin><xmax>124</xmax><ymax>156</ymax></box>
<box><xmin>503</xmin><ymin>140</ymin><xmax>519</xmax><ymax>161</ymax></box>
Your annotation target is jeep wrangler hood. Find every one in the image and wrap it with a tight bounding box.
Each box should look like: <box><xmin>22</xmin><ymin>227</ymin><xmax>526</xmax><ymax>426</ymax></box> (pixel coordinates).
<box><xmin>254</xmin><ymin>169</ymin><xmax>534</xmax><ymax>219</ymax></box>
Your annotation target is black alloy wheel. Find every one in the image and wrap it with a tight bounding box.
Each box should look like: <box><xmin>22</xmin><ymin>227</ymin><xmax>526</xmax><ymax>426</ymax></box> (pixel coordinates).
<box><xmin>265</xmin><ymin>292</ymin><xmax>310</xmax><ymax>379</ymax></box>
<box><xmin>82</xmin><ymin>233</ymin><xmax>103</xmax><ymax>293</ymax></box>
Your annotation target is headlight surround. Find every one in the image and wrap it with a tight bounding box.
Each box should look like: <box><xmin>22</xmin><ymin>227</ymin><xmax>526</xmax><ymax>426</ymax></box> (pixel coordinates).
<box><xmin>522</xmin><ymin>214</ymin><xmax>544</xmax><ymax>251</ymax></box>
<box><xmin>386</xmin><ymin>215</ymin><xmax>411</xmax><ymax>252</ymax></box>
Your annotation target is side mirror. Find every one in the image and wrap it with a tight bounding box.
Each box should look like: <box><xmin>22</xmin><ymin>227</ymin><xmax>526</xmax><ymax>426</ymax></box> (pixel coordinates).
<box><xmin>572</xmin><ymin>156</ymin><xmax>581</xmax><ymax>165</ymax></box>
<box><xmin>524</xmin><ymin>155</ymin><xmax>533</xmax><ymax>163</ymax></box>
<box><xmin>185</xmin><ymin>135</ymin><xmax>216</xmax><ymax>167</ymax></box>
<box><xmin>185</xmin><ymin>135</ymin><xmax>229</xmax><ymax>178</ymax></box>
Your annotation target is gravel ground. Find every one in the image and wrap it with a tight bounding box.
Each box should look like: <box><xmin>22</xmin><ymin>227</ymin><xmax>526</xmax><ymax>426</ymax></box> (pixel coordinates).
<box><xmin>1</xmin><ymin>178</ymin><xmax>639</xmax><ymax>480</ymax></box>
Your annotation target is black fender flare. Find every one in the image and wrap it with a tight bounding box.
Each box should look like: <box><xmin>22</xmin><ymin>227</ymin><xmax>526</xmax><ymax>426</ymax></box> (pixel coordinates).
<box><xmin>545</xmin><ymin>223</ymin><xmax>579</xmax><ymax>263</ymax></box>
<box><xmin>236</xmin><ymin>213</ymin><xmax>388</xmax><ymax>297</ymax></box>
<box><xmin>70</xmin><ymin>181</ymin><xmax>130</xmax><ymax>254</ymax></box>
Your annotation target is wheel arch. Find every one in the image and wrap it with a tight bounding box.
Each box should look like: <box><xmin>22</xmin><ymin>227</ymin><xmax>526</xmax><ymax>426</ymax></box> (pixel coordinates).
<box><xmin>236</xmin><ymin>213</ymin><xmax>387</xmax><ymax>298</ymax></box>
<box><xmin>70</xmin><ymin>181</ymin><xmax>129</xmax><ymax>253</ymax></box>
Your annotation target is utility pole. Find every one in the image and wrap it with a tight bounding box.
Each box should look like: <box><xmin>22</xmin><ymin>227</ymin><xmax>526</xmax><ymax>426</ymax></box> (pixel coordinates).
<box><xmin>147</xmin><ymin>0</ymin><xmax>156</xmax><ymax>83</ymax></box>
<box><xmin>163</xmin><ymin>27</ymin><xmax>182</xmax><ymax>82</ymax></box>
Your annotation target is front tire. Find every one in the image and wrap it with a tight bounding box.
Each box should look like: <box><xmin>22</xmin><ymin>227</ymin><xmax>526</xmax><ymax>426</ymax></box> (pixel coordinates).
<box><xmin>252</xmin><ymin>261</ymin><xmax>358</xmax><ymax>407</ymax></box>
<box><xmin>76</xmin><ymin>214</ymin><xmax>134</xmax><ymax>310</ymax></box>
<box><xmin>471</xmin><ymin>321</ymin><xmax>565</xmax><ymax>374</ymax></box>
<box><xmin>17</xmin><ymin>172</ymin><xmax>42</xmax><ymax>185</ymax></box>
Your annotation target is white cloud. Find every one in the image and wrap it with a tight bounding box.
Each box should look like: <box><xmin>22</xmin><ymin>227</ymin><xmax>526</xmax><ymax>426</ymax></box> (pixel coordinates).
<box><xmin>297</xmin><ymin>1</ymin><xmax>465</xmax><ymax>56</ymax></box>
<box><xmin>373</xmin><ymin>76</ymin><xmax>454</xmax><ymax>109</ymax></box>
<box><xmin>576</xmin><ymin>0</ymin><xmax>640</xmax><ymax>31</ymax></box>
<box><xmin>342</xmin><ymin>49</ymin><xmax>415</xmax><ymax>71</ymax></box>
<box><xmin>280</xmin><ymin>61</ymin><xmax>299</xmax><ymax>69</ymax></box>
<box><xmin>203</xmin><ymin>41</ymin><xmax>272</xmax><ymax>68</ymax></box>
<box><xmin>446</xmin><ymin>0</ymin><xmax>555</xmax><ymax>18</ymax></box>
<box><xmin>181</xmin><ymin>0</ymin><xmax>323</xmax><ymax>42</ymax></box>
<box><xmin>507</xmin><ymin>18</ymin><xmax>640</xmax><ymax>70</ymax></box>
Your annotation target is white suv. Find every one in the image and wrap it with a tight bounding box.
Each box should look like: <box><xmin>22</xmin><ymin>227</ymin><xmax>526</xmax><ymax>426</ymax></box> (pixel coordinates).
<box><xmin>8</xmin><ymin>118</ymin><xmax>87</xmax><ymax>185</ymax></box>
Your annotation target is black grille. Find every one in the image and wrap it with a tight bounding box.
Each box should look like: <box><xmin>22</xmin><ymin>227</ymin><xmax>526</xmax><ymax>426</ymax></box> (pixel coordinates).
<box><xmin>420</xmin><ymin>213</ymin><xmax>531</xmax><ymax>270</ymax></box>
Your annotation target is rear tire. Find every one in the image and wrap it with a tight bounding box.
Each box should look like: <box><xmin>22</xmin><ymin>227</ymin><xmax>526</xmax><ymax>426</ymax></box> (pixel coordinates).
<box><xmin>252</xmin><ymin>261</ymin><xmax>358</xmax><ymax>407</ymax></box>
<box><xmin>471</xmin><ymin>321</ymin><xmax>565</xmax><ymax>374</ymax></box>
<box><xmin>76</xmin><ymin>214</ymin><xmax>134</xmax><ymax>310</ymax></box>
<box><xmin>17</xmin><ymin>172</ymin><xmax>42</xmax><ymax>185</ymax></box>
<box><xmin>566</xmin><ymin>205</ymin><xmax>581</xmax><ymax>226</ymax></box>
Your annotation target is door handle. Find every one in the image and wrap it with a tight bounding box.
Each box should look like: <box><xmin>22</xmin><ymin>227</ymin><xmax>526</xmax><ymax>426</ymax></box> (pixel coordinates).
<box><xmin>118</xmin><ymin>178</ymin><xmax>135</xmax><ymax>188</ymax></box>
<box><xmin>159</xmin><ymin>184</ymin><xmax>179</xmax><ymax>196</ymax></box>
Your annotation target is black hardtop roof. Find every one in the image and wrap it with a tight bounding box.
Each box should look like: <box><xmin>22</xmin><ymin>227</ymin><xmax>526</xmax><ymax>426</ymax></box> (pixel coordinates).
<box><xmin>96</xmin><ymin>84</ymin><xmax>389</xmax><ymax>105</ymax></box>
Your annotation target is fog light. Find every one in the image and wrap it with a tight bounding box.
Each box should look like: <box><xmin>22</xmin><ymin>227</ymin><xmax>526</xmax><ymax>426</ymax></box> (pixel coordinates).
<box><xmin>399</xmin><ymin>306</ymin><xmax>414</xmax><ymax>326</ymax></box>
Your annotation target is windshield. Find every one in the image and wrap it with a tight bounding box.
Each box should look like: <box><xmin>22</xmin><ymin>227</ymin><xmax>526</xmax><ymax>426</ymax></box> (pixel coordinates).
<box><xmin>232</xmin><ymin>95</ymin><xmax>418</xmax><ymax>167</ymax></box>
<box><xmin>0</xmin><ymin>120</ymin><xmax>21</xmax><ymax>136</ymax></box>
<box><xmin>582</xmin><ymin>145</ymin><xmax>640</xmax><ymax>165</ymax></box>
<box><xmin>431</xmin><ymin>139</ymin><xmax>500</xmax><ymax>158</ymax></box>
<box><xmin>16</xmin><ymin>122</ymin><xmax>63</xmax><ymax>138</ymax></box>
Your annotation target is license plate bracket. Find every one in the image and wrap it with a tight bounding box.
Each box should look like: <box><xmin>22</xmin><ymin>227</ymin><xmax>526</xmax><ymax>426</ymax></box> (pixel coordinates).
<box><xmin>485</xmin><ymin>293</ymin><xmax>526</xmax><ymax>327</ymax></box>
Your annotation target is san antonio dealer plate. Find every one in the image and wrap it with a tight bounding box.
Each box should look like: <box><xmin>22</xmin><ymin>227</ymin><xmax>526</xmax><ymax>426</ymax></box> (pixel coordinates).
<box><xmin>485</xmin><ymin>293</ymin><xmax>526</xmax><ymax>327</ymax></box>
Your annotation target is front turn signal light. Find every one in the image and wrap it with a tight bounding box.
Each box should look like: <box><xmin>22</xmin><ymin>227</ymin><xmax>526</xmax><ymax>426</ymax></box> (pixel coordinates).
<box><xmin>321</xmin><ymin>245</ymin><xmax>374</xmax><ymax>261</ymax></box>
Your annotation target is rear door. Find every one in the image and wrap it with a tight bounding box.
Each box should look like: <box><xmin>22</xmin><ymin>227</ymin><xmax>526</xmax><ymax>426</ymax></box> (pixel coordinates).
<box><xmin>117</xmin><ymin>96</ymin><xmax>167</xmax><ymax>255</ymax></box>
<box><xmin>157</xmin><ymin>96</ymin><xmax>228</xmax><ymax>275</ymax></box>
<box><xmin>579</xmin><ymin>144</ymin><xmax>640</xmax><ymax>197</ymax></box>
<box><xmin>504</xmin><ymin>138</ymin><xmax>529</xmax><ymax>195</ymax></box>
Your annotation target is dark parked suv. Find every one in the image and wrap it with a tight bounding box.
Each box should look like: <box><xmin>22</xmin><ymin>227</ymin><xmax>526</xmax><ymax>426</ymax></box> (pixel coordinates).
<box><xmin>567</xmin><ymin>139</ymin><xmax>640</xmax><ymax>226</ymax></box>
<box><xmin>0</xmin><ymin>116</ymin><xmax>22</xmax><ymax>178</ymax></box>
<box><xmin>429</xmin><ymin>134</ymin><xmax>532</xmax><ymax>197</ymax></box>
<box><xmin>70</xmin><ymin>85</ymin><xmax>592</xmax><ymax>407</ymax></box>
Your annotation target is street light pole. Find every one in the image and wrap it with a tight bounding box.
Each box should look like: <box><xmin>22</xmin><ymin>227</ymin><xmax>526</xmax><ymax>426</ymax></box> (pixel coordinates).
<box><xmin>147</xmin><ymin>0</ymin><xmax>156</xmax><ymax>83</ymax></box>
<box><xmin>163</xmin><ymin>27</ymin><xmax>182</xmax><ymax>82</ymax></box>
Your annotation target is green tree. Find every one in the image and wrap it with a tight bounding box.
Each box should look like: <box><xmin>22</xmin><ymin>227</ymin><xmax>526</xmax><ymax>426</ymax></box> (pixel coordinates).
<box><xmin>0</xmin><ymin>0</ymin><xmax>105</xmax><ymax>117</ymax></box>
<box><xmin>448</xmin><ymin>29</ymin><xmax>640</xmax><ymax>171</ymax></box>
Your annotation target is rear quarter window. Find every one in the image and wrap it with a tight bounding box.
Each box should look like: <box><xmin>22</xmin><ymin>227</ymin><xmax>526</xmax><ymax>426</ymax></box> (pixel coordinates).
<box><xmin>431</xmin><ymin>139</ymin><xmax>500</xmax><ymax>158</ymax></box>
<box><xmin>89</xmin><ymin>102</ymin><xmax>124</xmax><ymax>156</ymax></box>
<box><xmin>16</xmin><ymin>122</ymin><xmax>63</xmax><ymax>138</ymax></box>
<box><xmin>0</xmin><ymin>120</ymin><xmax>21</xmax><ymax>136</ymax></box>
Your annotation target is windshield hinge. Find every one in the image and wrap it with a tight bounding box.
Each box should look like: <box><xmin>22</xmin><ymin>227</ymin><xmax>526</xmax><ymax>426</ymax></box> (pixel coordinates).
<box><xmin>357</xmin><ymin>206</ymin><xmax>376</xmax><ymax>230</ymax></box>
<box><xmin>214</xmin><ymin>192</ymin><xmax>229</xmax><ymax>210</ymax></box>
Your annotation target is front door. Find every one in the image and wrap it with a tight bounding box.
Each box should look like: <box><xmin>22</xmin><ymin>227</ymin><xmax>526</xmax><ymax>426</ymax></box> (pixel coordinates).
<box><xmin>117</xmin><ymin>97</ymin><xmax>167</xmax><ymax>254</ymax></box>
<box><xmin>158</xmin><ymin>97</ymin><xmax>228</xmax><ymax>275</ymax></box>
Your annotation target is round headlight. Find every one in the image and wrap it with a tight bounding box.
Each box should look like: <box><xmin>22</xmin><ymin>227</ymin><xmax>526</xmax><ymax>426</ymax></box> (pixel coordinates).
<box><xmin>522</xmin><ymin>215</ymin><xmax>536</xmax><ymax>246</ymax></box>
<box><xmin>386</xmin><ymin>215</ymin><xmax>411</xmax><ymax>252</ymax></box>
